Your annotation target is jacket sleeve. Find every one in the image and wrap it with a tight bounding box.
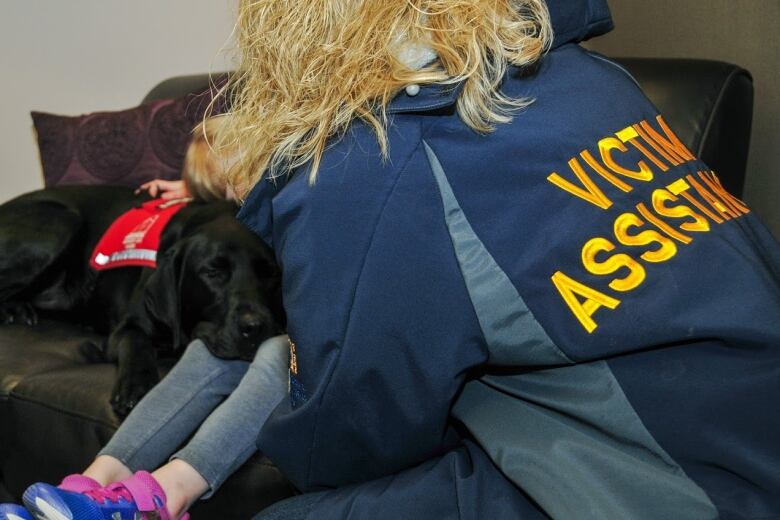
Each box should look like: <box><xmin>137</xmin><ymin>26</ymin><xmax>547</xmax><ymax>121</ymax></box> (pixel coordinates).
<box><xmin>236</xmin><ymin>176</ymin><xmax>288</xmax><ymax>248</ymax></box>
<box><xmin>305</xmin><ymin>440</ymin><xmax>546</xmax><ymax>520</ymax></box>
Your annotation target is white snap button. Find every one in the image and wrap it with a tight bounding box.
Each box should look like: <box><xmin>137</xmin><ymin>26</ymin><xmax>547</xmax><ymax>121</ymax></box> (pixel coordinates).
<box><xmin>405</xmin><ymin>84</ymin><xmax>420</xmax><ymax>96</ymax></box>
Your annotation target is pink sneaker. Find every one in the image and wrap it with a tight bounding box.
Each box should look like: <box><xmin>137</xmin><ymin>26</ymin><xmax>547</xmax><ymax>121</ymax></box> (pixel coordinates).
<box><xmin>0</xmin><ymin>475</ymin><xmax>100</xmax><ymax>520</ymax></box>
<box><xmin>23</xmin><ymin>471</ymin><xmax>188</xmax><ymax>520</ymax></box>
<box><xmin>58</xmin><ymin>474</ymin><xmax>101</xmax><ymax>493</ymax></box>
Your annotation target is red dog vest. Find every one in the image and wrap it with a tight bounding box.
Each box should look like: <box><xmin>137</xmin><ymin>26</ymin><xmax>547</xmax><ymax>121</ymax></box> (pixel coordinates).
<box><xmin>90</xmin><ymin>198</ymin><xmax>189</xmax><ymax>270</ymax></box>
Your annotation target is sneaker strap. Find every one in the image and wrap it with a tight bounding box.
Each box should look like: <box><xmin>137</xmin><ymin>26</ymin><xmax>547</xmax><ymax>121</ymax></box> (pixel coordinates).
<box><xmin>118</xmin><ymin>471</ymin><xmax>171</xmax><ymax>520</ymax></box>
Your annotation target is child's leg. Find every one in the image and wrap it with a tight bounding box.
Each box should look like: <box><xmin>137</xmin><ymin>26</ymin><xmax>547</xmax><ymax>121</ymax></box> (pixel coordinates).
<box><xmin>14</xmin><ymin>337</ymin><xmax>288</xmax><ymax>520</ymax></box>
<box><xmin>90</xmin><ymin>339</ymin><xmax>251</xmax><ymax>484</ymax></box>
<box><xmin>159</xmin><ymin>334</ymin><xmax>289</xmax><ymax>514</ymax></box>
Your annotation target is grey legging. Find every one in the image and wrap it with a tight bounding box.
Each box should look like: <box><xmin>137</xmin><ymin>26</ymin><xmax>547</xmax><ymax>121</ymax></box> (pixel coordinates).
<box><xmin>99</xmin><ymin>336</ymin><xmax>289</xmax><ymax>498</ymax></box>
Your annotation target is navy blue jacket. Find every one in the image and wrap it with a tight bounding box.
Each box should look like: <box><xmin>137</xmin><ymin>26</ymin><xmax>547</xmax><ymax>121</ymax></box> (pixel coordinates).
<box><xmin>239</xmin><ymin>1</ymin><xmax>780</xmax><ymax>518</ymax></box>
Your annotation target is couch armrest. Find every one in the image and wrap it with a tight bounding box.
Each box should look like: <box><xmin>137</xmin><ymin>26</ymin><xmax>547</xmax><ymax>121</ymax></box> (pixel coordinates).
<box><xmin>616</xmin><ymin>58</ymin><xmax>753</xmax><ymax>197</ymax></box>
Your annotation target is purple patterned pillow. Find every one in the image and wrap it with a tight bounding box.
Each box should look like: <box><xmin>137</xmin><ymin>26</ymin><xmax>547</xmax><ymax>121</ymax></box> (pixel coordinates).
<box><xmin>32</xmin><ymin>85</ymin><xmax>224</xmax><ymax>187</ymax></box>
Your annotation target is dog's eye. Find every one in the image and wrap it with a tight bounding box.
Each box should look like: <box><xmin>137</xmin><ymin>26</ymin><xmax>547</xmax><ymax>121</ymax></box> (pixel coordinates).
<box><xmin>200</xmin><ymin>266</ymin><xmax>228</xmax><ymax>281</ymax></box>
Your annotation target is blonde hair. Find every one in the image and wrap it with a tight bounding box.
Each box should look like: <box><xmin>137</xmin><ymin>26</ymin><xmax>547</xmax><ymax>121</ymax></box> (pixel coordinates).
<box><xmin>183</xmin><ymin>117</ymin><xmax>230</xmax><ymax>201</ymax></box>
<box><xmin>215</xmin><ymin>0</ymin><xmax>552</xmax><ymax>199</ymax></box>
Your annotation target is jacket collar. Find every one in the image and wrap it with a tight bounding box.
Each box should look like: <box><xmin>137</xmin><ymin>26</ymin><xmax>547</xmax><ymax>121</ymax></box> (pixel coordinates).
<box><xmin>387</xmin><ymin>81</ymin><xmax>464</xmax><ymax>114</ymax></box>
<box><xmin>387</xmin><ymin>0</ymin><xmax>614</xmax><ymax>114</ymax></box>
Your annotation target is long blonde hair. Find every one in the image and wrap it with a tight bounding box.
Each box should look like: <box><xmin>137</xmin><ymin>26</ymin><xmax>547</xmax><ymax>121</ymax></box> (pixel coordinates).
<box><xmin>215</xmin><ymin>0</ymin><xmax>552</xmax><ymax>199</ymax></box>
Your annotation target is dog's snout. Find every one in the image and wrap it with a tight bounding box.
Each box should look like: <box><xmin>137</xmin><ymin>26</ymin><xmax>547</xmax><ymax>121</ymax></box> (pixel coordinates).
<box><xmin>237</xmin><ymin>311</ymin><xmax>264</xmax><ymax>338</ymax></box>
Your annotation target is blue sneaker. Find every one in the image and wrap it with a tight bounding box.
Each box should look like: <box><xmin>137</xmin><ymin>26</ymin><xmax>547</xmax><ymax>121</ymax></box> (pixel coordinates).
<box><xmin>22</xmin><ymin>471</ymin><xmax>182</xmax><ymax>520</ymax></box>
<box><xmin>0</xmin><ymin>504</ymin><xmax>33</xmax><ymax>520</ymax></box>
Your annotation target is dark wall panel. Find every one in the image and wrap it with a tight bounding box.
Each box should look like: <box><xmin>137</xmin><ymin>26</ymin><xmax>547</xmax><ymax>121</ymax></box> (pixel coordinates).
<box><xmin>586</xmin><ymin>0</ymin><xmax>780</xmax><ymax>237</ymax></box>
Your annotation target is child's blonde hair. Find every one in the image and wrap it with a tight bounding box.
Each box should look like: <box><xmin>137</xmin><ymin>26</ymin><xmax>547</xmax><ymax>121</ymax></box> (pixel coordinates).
<box><xmin>183</xmin><ymin>117</ymin><xmax>229</xmax><ymax>201</ymax></box>
<box><xmin>214</xmin><ymin>0</ymin><xmax>552</xmax><ymax>199</ymax></box>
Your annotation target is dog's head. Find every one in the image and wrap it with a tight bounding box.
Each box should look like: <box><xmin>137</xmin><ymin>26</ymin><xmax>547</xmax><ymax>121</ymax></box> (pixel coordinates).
<box><xmin>143</xmin><ymin>202</ymin><xmax>285</xmax><ymax>360</ymax></box>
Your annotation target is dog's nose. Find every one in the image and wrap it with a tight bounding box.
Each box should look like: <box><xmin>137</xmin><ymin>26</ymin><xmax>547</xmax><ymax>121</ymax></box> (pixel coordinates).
<box><xmin>238</xmin><ymin>313</ymin><xmax>263</xmax><ymax>338</ymax></box>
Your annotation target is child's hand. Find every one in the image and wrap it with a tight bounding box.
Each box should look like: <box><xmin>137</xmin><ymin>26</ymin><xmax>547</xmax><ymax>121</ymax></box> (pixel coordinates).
<box><xmin>135</xmin><ymin>179</ymin><xmax>190</xmax><ymax>200</ymax></box>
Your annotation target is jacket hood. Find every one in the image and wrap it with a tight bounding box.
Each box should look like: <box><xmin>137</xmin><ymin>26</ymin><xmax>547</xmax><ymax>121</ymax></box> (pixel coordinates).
<box><xmin>547</xmin><ymin>0</ymin><xmax>613</xmax><ymax>49</ymax></box>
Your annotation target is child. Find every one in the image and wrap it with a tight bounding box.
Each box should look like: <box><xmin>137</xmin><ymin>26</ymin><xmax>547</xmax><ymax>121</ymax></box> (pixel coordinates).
<box><xmin>137</xmin><ymin>116</ymin><xmax>234</xmax><ymax>202</ymax></box>
<box><xmin>0</xmin><ymin>116</ymin><xmax>288</xmax><ymax>520</ymax></box>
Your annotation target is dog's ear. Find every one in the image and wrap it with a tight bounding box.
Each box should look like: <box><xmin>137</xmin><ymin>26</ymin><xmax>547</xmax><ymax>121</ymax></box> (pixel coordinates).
<box><xmin>141</xmin><ymin>238</ymin><xmax>191</xmax><ymax>348</ymax></box>
<box><xmin>159</xmin><ymin>202</ymin><xmax>238</xmax><ymax>249</ymax></box>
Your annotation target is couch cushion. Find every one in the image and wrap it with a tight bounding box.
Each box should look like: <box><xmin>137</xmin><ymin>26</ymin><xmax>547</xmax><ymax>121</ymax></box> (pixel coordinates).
<box><xmin>32</xmin><ymin>95</ymin><xmax>203</xmax><ymax>188</ymax></box>
<box><xmin>0</xmin><ymin>321</ymin><xmax>101</xmax><ymax>398</ymax></box>
<box><xmin>0</xmin><ymin>321</ymin><xmax>102</xmax><ymax>489</ymax></box>
<box><xmin>30</xmin><ymin>74</ymin><xmax>228</xmax><ymax>190</ymax></box>
<box><xmin>11</xmin><ymin>363</ymin><xmax>119</xmax><ymax>428</ymax></box>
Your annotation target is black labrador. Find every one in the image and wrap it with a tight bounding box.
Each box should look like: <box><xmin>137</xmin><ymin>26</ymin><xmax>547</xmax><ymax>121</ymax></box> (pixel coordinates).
<box><xmin>0</xmin><ymin>185</ymin><xmax>285</xmax><ymax>416</ymax></box>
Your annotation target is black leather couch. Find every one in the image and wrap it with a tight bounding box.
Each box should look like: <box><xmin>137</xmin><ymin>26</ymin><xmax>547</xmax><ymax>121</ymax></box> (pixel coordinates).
<box><xmin>0</xmin><ymin>58</ymin><xmax>754</xmax><ymax>519</ymax></box>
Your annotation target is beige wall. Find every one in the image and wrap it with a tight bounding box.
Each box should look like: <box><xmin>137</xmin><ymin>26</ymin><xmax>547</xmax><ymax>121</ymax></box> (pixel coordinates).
<box><xmin>586</xmin><ymin>0</ymin><xmax>780</xmax><ymax>237</ymax></box>
<box><xmin>0</xmin><ymin>1</ymin><xmax>237</xmax><ymax>202</ymax></box>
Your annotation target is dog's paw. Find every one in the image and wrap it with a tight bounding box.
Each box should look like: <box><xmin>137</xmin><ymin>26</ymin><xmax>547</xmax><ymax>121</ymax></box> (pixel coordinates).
<box><xmin>110</xmin><ymin>368</ymin><xmax>159</xmax><ymax>417</ymax></box>
<box><xmin>0</xmin><ymin>302</ymin><xmax>38</xmax><ymax>326</ymax></box>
